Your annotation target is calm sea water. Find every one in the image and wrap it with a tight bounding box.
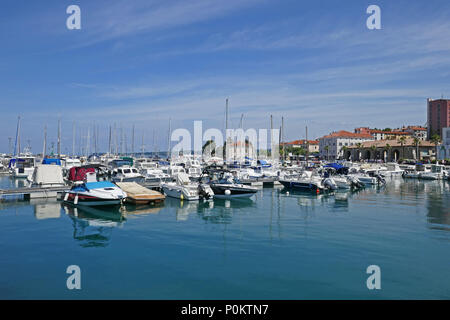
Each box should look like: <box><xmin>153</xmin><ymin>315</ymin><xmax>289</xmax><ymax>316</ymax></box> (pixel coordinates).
<box><xmin>0</xmin><ymin>175</ymin><xmax>449</xmax><ymax>299</ymax></box>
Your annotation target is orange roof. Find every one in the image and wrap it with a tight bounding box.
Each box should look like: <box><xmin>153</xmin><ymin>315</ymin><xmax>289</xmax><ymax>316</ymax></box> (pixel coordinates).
<box><xmin>282</xmin><ymin>139</ymin><xmax>319</xmax><ymax>145</ymax></box>
<box><xmin>321</xmin><ymin>130</ymin><xmax>372</xmax><ymax>139</ymax></box>
<box><xmin>406</xmin><ymin>126</ymin><xmax>426</xmax><ymax>131</ymax></box>
<box><xmin>386</xmin><ymin>131</ymin><xmax>410</xmax><ymax>135</ymax></box>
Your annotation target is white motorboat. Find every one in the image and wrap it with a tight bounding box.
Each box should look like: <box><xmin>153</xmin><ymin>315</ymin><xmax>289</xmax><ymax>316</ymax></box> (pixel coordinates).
<box><xmin>62</xmin><ymin>158</ymin><xmax>82</xmax><ymax>171</ymax></box>
<box><xmin>380</xmin><ymin>163</ymin><xmax>404</xmax><ymax>178</ymax></box>
<box><xmin>279</xmin><ymin>170</ymin><xmax>337</xmax><ymax>193</ymax></box>
<box><xmin>209</xmin><ymin>172</ymin><xmax>258</xmax><ymax>199</ymax></box>
<box><xmin>28</xmin><ymin>164</ymin><xmax>66</xmax><ymax>188</ymax></box>
<box><xmin>63</xmin><ymin>181</ymin><xmax>127</xmax><ymax>207</ymax></box>
<box><xmin>402</xmin><ymin>164</ymin><xmax>428</xmax><ymax>178</ymax></box>
<box><xmin>9</xmin><ymin>156</ymin><xmax>35</xmax><ymax>178</ymax></box>
<box><xmin>161</xmin><ymin>172</ymin><xmax>214</xmax><ymax>201</ymax></box>
<box><xmin>420</xmin><ymin>164</ymin><xmax>448</xmax><ymax>180</ymax></box>
<box><xmin>111</xmin><ymin>165</ymin><xmax>144</xmax><ymax>182</ymax></box>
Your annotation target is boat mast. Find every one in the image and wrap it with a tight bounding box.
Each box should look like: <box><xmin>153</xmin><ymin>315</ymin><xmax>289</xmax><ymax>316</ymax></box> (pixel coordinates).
<box><xmin>72</xmin><ymin>121</ymin><xmax>75</xmax><ymax>157</ymax></box>
<box><xmin>42</xmin><ymin>125</ymin><xmax>47</xmax><ymax>158</ymax></box>
<box><xmin>270</xmin><ymin>114</ymin><xmax>273</xmax><ymax>160</ymax></box>
<box><xmin>14</xmin><ymin>115</ymin><xmax>21</xmax><ymax>157</ymax></box>
<box><xmin>57</xmin><ymin>118</ymin><xmax>61</xmax><ymax>159</ymax></box>
<box><xmin>141</xmin><ymin>131</ymin><xmax>144</xmax><ymax>158</ymax></box>
<box><xmin>305</xmin><ymin>126</ymin><xmax>309</xmax><ymax>167</ymax></box>
<box><xmin>108</xmin><ymin>125</ymin><xmax>112</xmax><ymax>156</ymax></box>
<box><xmin>86</xmin><ymin>127</ymin><xmax>90</xmax><ymax>158</ymax></box>
<box><xmin>281</xmin><ymin>116</ymin><xmax>285</xmax><ymax>164</ymax></box>
<box><xmin>131</xmin><ymin>124</ymin><xmax>135</xmax><ymax>158</ymax></box>
<box><xmin>93</xmin><ymin>122</ymin><xmax>97</xmax><ymax>156</ymax></box>
<box><xmin>167</xmin><ymin>118</ymin><xmax>171</xmax><ymax>160</ymax></box>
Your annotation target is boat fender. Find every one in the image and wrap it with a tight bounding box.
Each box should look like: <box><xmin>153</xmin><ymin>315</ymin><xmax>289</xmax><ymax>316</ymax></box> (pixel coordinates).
<box><xmin>64</xmin><ymin>192</ymin><xmax>69</xmax><ymax>202</ymax></box>
<box><xmin>74</xmin><ymin>194</ymin><xmax>79</xmax><ymax>205</ymax></box>
<box><xmin>225</xmin><ymin>190</ymin><xmax>231</xmax><ymax>196</ymax></box>
<box><xmin>180</xmin><ymin>194</ymin><xmax>184</xmax><ymax>201</ymax></box>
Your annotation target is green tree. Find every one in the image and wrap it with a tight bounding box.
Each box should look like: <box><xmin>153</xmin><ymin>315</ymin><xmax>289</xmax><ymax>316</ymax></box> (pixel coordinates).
<box><xmin>356</xmin><ymin>143</ymin><xmax>363</xmax><ymax>161</ymax></box>
<box><xmin>384</xmin><ymin>143</ymin><xmax>391</xmax><ymax>162</ymax></box>
<box><xmin>370</xmin><ymin>145</ymin><xmax>377</xmax><ymax>160</ymax></box>
<box><xmin>413</xmin><ymin>137</ymin><xmax>421</xmax><ymax>161</ymax></box>
<box><xmin>398</xmin><ymin>136</ymin><xmax>407</xmax><ymax>159</ymax></box>
<box><xmin>202</xmin><ymin>139</ymin><xmax>216</xmax><ymax>157</ymax></box>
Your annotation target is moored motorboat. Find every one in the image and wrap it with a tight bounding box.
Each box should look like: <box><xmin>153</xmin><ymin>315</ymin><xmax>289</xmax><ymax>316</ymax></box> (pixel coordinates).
<box><xmin>161</xmin><ymin>172</ymin><xmax>214</xmax><ymax>201</ymax></box>
<box><xmin>63</xmin><ymin>181</ymin><xmax>127</xmax><ymax>206</ymax></box>
<box><xmin>209</xmin><ymin>172</ymin><xmax>258</xmax><ymax>199</ymax></box>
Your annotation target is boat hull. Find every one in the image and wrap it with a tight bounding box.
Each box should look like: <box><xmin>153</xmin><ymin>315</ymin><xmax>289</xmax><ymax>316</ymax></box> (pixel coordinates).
<box><xmin>210</xmin><ymin>184</ymin><xmax>258</xmax><ymax>199</ymax></box>
<box><xmin>279</xmin><ymin>180</ymin><xmax>323</xmax><ymax>192</ymax></box>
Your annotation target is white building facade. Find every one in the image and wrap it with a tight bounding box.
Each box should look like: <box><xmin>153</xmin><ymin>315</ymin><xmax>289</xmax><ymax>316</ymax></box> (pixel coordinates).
<box><xmin>319</xmin><ymin>131</ymin><xmax>373</xmax><ymax>161</ymax></box>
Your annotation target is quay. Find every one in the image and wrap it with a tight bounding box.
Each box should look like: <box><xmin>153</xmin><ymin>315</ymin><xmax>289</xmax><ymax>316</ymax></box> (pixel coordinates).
<box><xmin>0</xmin><ymin>186</ymin><xmax>69</xmax><ymax>200</ymax></box>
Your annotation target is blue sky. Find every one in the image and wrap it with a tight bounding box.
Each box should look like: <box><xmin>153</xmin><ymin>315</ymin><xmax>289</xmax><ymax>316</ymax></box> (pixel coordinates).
<box><xmin>1</xmin><ymin>0</ymin><xmax>450</xmax><ymax>154</ymax></box>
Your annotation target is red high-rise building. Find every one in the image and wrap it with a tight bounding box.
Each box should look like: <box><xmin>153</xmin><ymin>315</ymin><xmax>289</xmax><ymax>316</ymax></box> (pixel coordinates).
<box><xmin>427</xmin><ymin>98</ymin><xmax>450</xmax><ymax>139</ymax></box>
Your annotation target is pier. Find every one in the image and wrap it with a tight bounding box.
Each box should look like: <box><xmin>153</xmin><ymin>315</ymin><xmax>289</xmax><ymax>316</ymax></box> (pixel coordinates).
<box><xmin>0</xmin><ymin>186</ymin><xmax>69</xmax><ymax>199</ymax></box>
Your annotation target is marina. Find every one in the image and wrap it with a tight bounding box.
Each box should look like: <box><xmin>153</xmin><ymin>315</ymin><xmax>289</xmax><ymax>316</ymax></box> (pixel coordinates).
<box><xmin>2</xmin><ymin>0</ymin><xmax>450</xmax><ymax>304</ymax></box>
<box><xmin>0</xmin><ymin>174</ymin><xmax>449</xmax><ymax>299</ymax></box>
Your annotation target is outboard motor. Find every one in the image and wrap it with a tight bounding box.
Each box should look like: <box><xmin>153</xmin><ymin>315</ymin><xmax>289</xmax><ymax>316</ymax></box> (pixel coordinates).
<box><xmin>374</xmin><ymin>173</ymin><xmax>386</xmax><ymax>185</ymax></box>
<box><xmin>349</xmin><ymin>176</ymin><xmax>365</xmax><ymax>189</ymax></box>
<box><xmin>323</xmin><ymin>178</ymin><xmax>337</xmax><ymax>191</ymax></box>
<box><xmin>198</xmin><ymin>184</ymin><xmax>214</xmax><ymax>200</ymax></box>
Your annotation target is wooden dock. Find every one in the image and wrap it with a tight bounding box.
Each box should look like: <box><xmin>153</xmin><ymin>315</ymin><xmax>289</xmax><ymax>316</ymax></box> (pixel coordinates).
<box><xmin>116</xmin><ymin>182</ymin><xmax>165</xmax><ymax>205</ymax></box>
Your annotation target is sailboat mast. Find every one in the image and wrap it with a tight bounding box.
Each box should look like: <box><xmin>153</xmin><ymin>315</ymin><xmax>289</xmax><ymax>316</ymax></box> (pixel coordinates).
<box><xmin>131</xmin><ymin>124</ymin><xmax>135</xmax><ymax>157</ymax></box>
<box><xmin>167</xmin><ymin>118</ymin><xmax>171</xmax><ymax>159</ymax></box>
<box><xmin>281</xmin><ymin>116</ymin><xmax>285</xmax><ymax>163</ymax></box>
<box><xmin>72</xmin><ymin>121</ymin><xmax>75</xmax><ymax>157</ymax></box>
<box><xmin>14</xmin><ymin>116</ymin><xmax>21</xmax><ymax>157</ymax></box>
<box><xmin>86</xmin><ymin>127</ymin><xmax>90</xmax><ymax>158</ymax></box>
<box><xmin>305</xmin><ymin>126</ymin><xmax>309</xmax><ymax>167</ymax></box>
<box><xmin>141</xmin><ymin>131</ymin><xmax>145</xmax><ymax>157</ymax></box>
<box><xmin>108</xmin><ymin>125</ymin><xmax>112</xmax><ymax>155</ymax></box>
<box><xmin>57</xmin><ymin>118</ymin><xmax>61</xmax><ymax>158</ymax></box>
<box><xmin>43</xmin><ymin>125</ymin><xmax>47</xmax><ymax>158</ymax></box>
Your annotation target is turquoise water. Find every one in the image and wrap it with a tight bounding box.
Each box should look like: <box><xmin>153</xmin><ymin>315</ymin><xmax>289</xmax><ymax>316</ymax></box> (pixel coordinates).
<box><xmin>0</xmin><ymin>175</ymin><xmax>449</xmax><ymax>299</ymax></box>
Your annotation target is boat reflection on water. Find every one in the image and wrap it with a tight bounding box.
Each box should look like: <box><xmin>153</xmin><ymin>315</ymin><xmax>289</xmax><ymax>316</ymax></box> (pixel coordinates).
<box><xmin>161</xmin><ymin>197</ymin><xmax>256</xmax><ymax>222</ymax></box>
<box><xmin>120</xmin><ymin>203</ymin><xmax>163</xmax><ymax>217</ymax></box>
<box><xmin>62</xmin><ymin>204</ymin><xmax>125</xmax><ymax>248</ymax></box>
<box><xmin>32</xmin><ymin>200</ymin><xmax>62</xmax><ymax>220</ymax></box>
<box><xmin>197</xmin><ymin>198</ymin><xmax>256</xmax><ymax>224</ymax></box>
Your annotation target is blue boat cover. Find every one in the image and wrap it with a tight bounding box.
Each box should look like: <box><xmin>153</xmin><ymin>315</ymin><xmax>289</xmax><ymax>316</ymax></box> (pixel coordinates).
<box><xmin>42</xmin><ymin>158</ymin><xmax>61</xmax><ymax>165</ymax></box>
<box><xmin>71</xmin><ymin>181</ymin><xmax>116</xmax><ymax>192</ymax></box>
<box><xmin>324</xmin><ymin>163</ymin><xmax>345</xmax><ymax>170</ymax></box>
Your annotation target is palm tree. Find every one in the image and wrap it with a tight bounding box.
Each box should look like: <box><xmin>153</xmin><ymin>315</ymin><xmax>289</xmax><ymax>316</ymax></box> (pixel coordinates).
<box><xmin>202</xmin><ymin>139</ymin><xmax>216</xmax><ymax>157</ymax></box>
<box><xmin>324</xmin><ymin>145</ymin><xmax>329</xmax><ymax>161</ymax></box>
<box><xmin>370</xmin><ymin>145</ymin><xmax>377</xmax><ymax>161</ymax></box>
<box><xmin>398</xmin><ymin>136</ymin><xmax>407</xmax><ymax>159</ymax></box>
<box><xmin>430</xmin><ymin>134</ymin><xmax>441</xmax><ymax>161</ymax></box>
<box><xmin>384</xmin><ymin>143</ymin><xmax>391</xmax><ymax>162</ymax></box>
<box><xmin>342</xmin><ymin>146</ymin><xmax>348</xmax><ymax>160</ymax></box>
<box><xmin>356</xmin><ymin>142</ymin><xmax>363</xmax><ymax>161</ymax></box>
<box><xmin>413</xmin><ymin>137</ymin><xmax>421</xmax><ymax>161</ymax></box>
